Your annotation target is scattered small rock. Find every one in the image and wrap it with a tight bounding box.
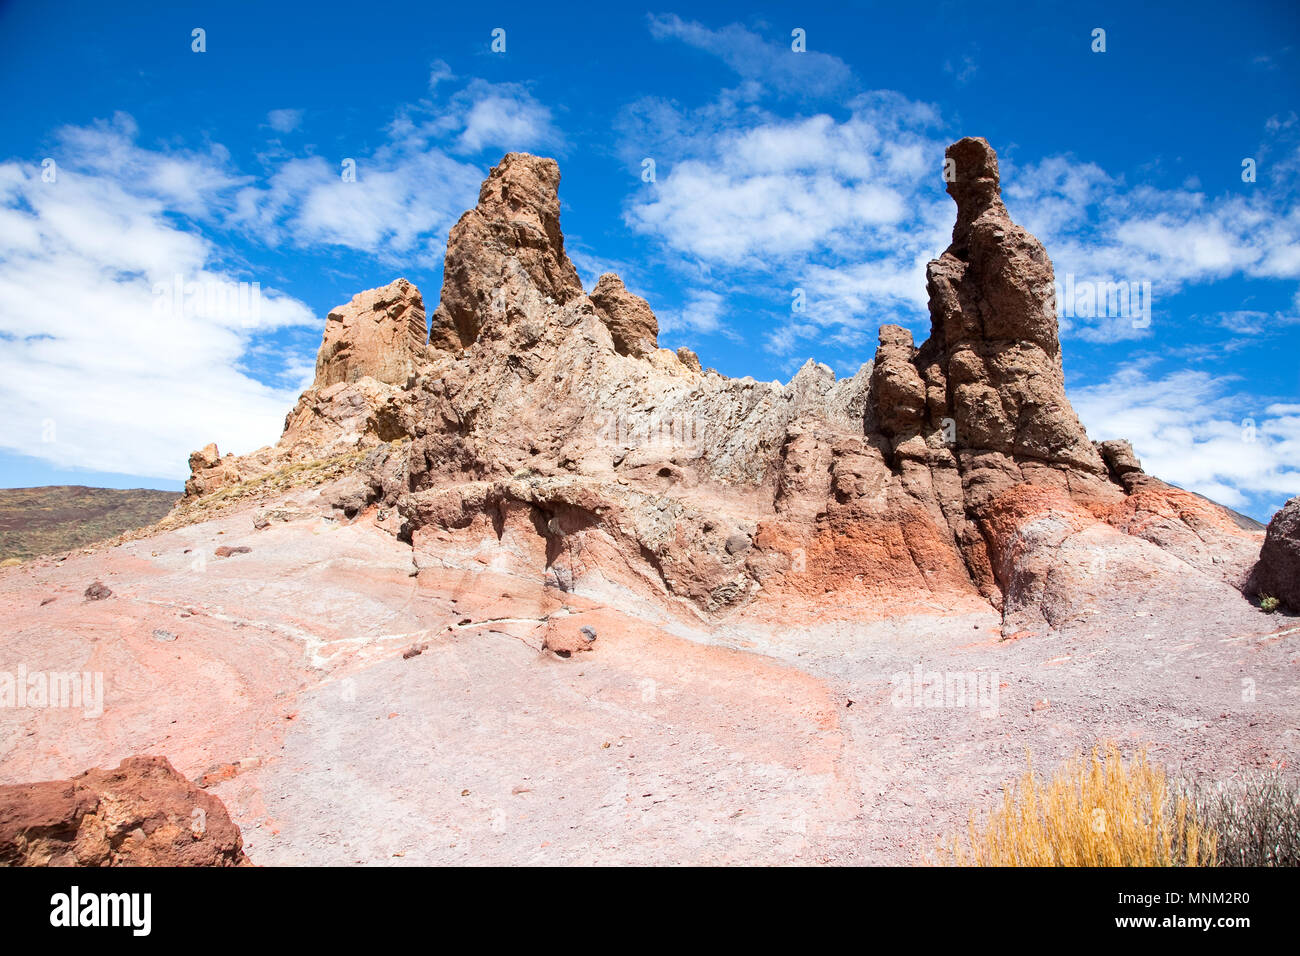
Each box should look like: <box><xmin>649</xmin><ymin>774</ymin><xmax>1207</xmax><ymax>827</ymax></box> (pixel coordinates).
<box><xmin>84</xmin><ymin>581</ymin><xmax>112</xmax><ymax>601</ymax></box>
<box><xmin>152</xmin><ymin>629</ymin><xmax>177</xmax><ymax>643</ymax></box>
<box><xmin>580</xmin><ymin>625</ymin><xmax>597</xmax><ymax>643</ymax></box>
<box><xmin>214</xmin><ymin>545</ymin><xmax>252</xmax><ymax>558</ymax></box>
<box><xmin>402</xmin><ymin>643</ymin><xmax>427</xmax><ymax>659</ymax></box>
<box><xmin>198</xmin><ymin>762</ymin><xmax>241</xmax><ymax>788</ymax></box>
<box><xmin>724</xmin><ymin>532</ymin><xmax>752</xmax><ymax>556</ymax></box>
<box><xmin>39</xmin><ymin>597</ymin><xmax>56</xmax><ymax>607</ymax></box>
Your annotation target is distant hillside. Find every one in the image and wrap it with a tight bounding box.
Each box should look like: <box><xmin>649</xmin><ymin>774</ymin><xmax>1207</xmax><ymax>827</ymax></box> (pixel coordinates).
<box><xmin>0</xmin><ymin>486</ymin><xmax>180</xmax><ymax>562</ymax></box>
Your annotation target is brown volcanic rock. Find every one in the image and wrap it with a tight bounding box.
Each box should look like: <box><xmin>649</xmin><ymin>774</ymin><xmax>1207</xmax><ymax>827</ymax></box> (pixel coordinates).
<box><xmin>184</xmin><ymin>442</ymin><xmax>243</xmax><ymax>497</ymax></box>
<box><xmin>1097</xmin><ymin>438</ymin><xmax>1144</xmax><ymax>483</ymax></box>
<box><xmin>0</xmin><ymin>755</ymin><xmax>249</xmax><ymax>866</ymax></box>
<box><xmin>921</xmin><ymin>137</ymin><xmax>1105</xmax><ymax>477</ymax></box>
<box><xmin>590</xmin><ymin>273</ymin><xmax>659</xmax><ymax>357</ymax></box>
<box><xmin>313</xmin><ymin>277</ymin><xmax>427</xmax><ymax>389</ymax></box>
<box><xmin>1248</xmin><ymin>496</ymin><xmax>1300</xmax><ymax>610</ymax></box>
<box><xmin>429</xmin><ymin>152</ymin><xmax>584</xmax><ymax>352</ymax></box>
<box><xmin>870</xmin><ymin>325</ymin><xmax>927</xmax><ymax>444</ymax></box>
<box><xmin>182</xmin><ymin>284</ymin><xmax>420</xmax><ymax>500</ymax></box>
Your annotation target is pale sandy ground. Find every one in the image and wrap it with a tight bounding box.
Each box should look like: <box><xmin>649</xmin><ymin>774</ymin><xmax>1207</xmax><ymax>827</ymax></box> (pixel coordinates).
<box><xmin>1</xmin><ymin>483</ymin><xmax>1296</xmax><ymax>865</ymax></box>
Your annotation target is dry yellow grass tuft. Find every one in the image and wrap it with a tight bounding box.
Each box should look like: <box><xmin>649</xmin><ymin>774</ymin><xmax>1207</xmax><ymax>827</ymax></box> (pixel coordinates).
<box><xmin>940</xmin><ymin>744</ymin><xmax>1217</xmax><ymax>866</ymax></box>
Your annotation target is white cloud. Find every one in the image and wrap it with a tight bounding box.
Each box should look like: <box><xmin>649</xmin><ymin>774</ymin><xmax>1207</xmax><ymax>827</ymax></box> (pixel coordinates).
<box><xmin>267</xmin><ymin>109</ymin><xmax>303</xmax><ymax>134</ymax></box>
<box><xmin>454</xmin><ymin>81</ymin><xmax>559</xmax><ymax>154</ymax></box>
<box><xmin>52</xmin><ymin>113</ymin><xmax>248</xmax><ymax>219</ymax></box>
<box><xmin>660</xmin><ymin>289</ymin><xmax>727</xmax><ymax>336</ymax></box>
<box><xmin>626</xmin><ymin>98</ymin><xmax>946</xmax><ymax>267</ymax></box>
<box><xmin>0</xmin><ymin>122</ymin><xmax>317</xmax><ymax>480</ymax></box>
<box><xmin>1073</xmin><ymin>363</ymin><xmax>1300</xmax><ymax>512</ymax></box>
<box><xmin>428</xmin><ymin>59</ymin><xmax>454</xmax><ymax>90</ymax></box>
<box><xmin>390</xmin><ymin>77</ymin><xmax>562</xmax><ymax>158</ymax></box>
<box><xmin>1005</xmin><ymin>150</ymin><xmax>1300</xmax><ymax>342</ymax></box>
<box><xmin>234</xmin><ymin>150</ymin><xmax>483</xmax><ymax>267</ymax></box>
<box><xmin>227</xmin><ymin>79</ymin><xmax>560</xmax><ymax>266</ymax></box>
<box><xmin>944</xmin><ymin>54</ymin><xmax>978</xmax><ymax>86</ymax></box>
<box><xmin>1214</xmin><ymin>308</ymin><xmax>1300</xmax><ymax>335</ymax></box>
<box><xmin>620</xmin><ymin>86</ymin><xmax>951</xmax><ymax>356</ymax></box>
<box><xmin>647</xmin><ymin>14</ymin><xmax>853</xmax><ymax>98</ymax></box>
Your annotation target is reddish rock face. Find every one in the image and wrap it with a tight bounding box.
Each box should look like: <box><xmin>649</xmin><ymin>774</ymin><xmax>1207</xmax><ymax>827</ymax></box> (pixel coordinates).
<box><xmin>0</xmin><ymin>756</ymin><xmax>249</xmax><ymax>866</ymax></box>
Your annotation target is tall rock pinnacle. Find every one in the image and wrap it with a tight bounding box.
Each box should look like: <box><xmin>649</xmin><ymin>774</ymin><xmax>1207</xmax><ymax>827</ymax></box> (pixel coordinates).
<box><xmin>919</xmin><ymin>136</ymin><xmax>1104</xmax><ymax>483</ymax></box>
<box><xmin>944</xmin><ymin>135</ymin><xmax>1008</xmax><ymax>251</ymax></box>
<box><xmin>428</xmin><ymin>152</ymin><xmax>584</xmax><ymax>352</ymax></box>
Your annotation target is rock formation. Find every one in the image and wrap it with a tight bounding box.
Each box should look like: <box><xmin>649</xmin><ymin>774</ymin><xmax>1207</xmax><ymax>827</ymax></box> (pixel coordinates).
<box><xmin>8</xmin><ymin>138</ymin><xmax>1289</xmax><ymax>867</ymax></box>
<box><xmin>313</xmin><ymin>278</ymin><xmax>427</xmax><ymax>389</ymax></box>
<box><xmin>1248</xmin><ymin>495</ymin><xmax>1300</xmax><ymax>611</ymax></box>
<box><xmin>0</xmin><ymin>756</ymin><xmax>249</xmax><ymax>866</ymax></box>
<box><xmin>428</xmin><ymin>153</ymin><xmax>583</xmax><ymax>353</ymax></box>
<box><xmin>590</xmin><ymin>273</ymin><xmax>660</xmax><ymax>357</ymax></box>
<box><xmin>179</xmin><ymin>140</ymin><xmax>1267</xmax><ymax>635</ymax></box>
<box><xmin>185</xmin><ymin>442</ymin><xmax>241</xmax><ymax>497</ymax></box>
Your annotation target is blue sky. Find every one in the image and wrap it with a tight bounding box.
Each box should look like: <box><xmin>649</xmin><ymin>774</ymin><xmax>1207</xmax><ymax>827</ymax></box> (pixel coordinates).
<box><xmin>1</xmin><ymin>0</ymin><xmax>1297</xmax><ymax>521</ymax></box>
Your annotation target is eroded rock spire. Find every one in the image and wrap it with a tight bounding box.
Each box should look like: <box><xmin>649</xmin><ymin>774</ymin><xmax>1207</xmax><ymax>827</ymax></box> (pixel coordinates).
<box><xmin>428</xmin><ymin>152</ymin><xmax>584</xmax><ymax>352</ymax></box>
<box><xmin>921</xmin><ymin>136</ymin><xmax>1105</xmax><ymax>482</ymax></box>
<box><xmin>313</xmin><ymin>278</ymin><xmax>427</xmax><ymax>389</ymax></box>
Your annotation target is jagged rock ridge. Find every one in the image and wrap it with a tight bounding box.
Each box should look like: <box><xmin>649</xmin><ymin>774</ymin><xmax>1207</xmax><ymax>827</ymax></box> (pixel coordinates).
<box><xmin>184</xmin><ymin>140</ymin><xmax>1267</xmax><ymax>634</ymax></box>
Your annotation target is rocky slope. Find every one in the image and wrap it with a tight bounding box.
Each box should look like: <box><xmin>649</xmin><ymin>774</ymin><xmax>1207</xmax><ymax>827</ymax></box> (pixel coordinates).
<box><xmin>0</xmin><ymin>486</ymin><xmax>180</xmax><ymax>562</ymax></box>
<box><xmin>1249</xmin><ymin>495</ymin><xmax>1300</xmax><ymax>611</ymax></box>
